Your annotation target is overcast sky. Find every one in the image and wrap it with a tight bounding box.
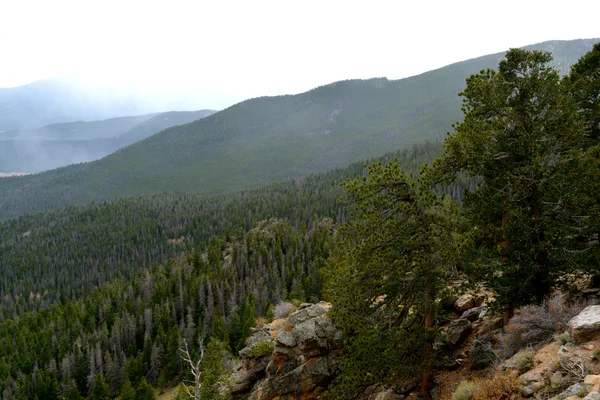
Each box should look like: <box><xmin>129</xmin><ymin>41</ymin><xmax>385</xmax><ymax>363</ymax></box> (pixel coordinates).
<box><xmin>1</xmin><ymin>0</ymin><xmax>599</xmax><ymax>109</ymax></box>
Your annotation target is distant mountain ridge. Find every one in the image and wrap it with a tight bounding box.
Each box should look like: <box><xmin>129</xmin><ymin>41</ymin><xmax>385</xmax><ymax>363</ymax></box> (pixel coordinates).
<box><xmin>0</xmin><ymin>110</ymin><xmax>215</xmax><ymax>172</ymax></box>
<box><xmin>0</xmin><ymin>78</ymin><xmax>214</xmax><ymax>131</ymax></box>
<box><xmin>0</xmin><ymin>38</ymin><xmax>597</xmax><ymax>219</ymax></box>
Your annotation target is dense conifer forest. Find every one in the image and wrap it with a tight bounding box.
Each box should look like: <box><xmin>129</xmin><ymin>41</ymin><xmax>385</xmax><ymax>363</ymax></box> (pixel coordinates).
<box><xmin>0</xmin><ymin>42</ymin><xmax>598</xmax><ymax>400</ymax></box>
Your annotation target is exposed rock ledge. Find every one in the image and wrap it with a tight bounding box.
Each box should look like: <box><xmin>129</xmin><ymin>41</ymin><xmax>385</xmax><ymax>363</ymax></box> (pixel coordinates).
<box><xmin>232</xmin><ymin>302</ymin><xmax>343</xmax><ymax>400</ymax></box>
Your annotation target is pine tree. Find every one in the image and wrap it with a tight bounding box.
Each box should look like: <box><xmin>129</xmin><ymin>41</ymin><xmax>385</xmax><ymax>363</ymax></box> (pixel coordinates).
<box><xmin>121</xmin><ymin>377</ymin><xmax>136</xmax><ymax>400</ymax></box>
<box><xmin>326</xmin><ymin>161</ymin><xmax>459</xmax><ymax>399</ymax></box>
<box><xmin>89</xmin><ymin>374</ymin><xmax>111</xmax><ymax>400</ymax></box>
<box><xmin>565</xmin><ymin>43</ymin><xmax>600</xmax><ymax>142</ymax></box>
<box><xmin>135</xmin><ymin>377</ymin><xmax>156</xmax><ymax>400</ymax></box>
<box><xmin>436</xmin><ymin>48</ymin><xmax>584</xmax><ymax>318</ymax></box>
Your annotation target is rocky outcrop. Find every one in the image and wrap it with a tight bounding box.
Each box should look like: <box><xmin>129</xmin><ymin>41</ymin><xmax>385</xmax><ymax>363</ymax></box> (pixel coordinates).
<box><xmin>454</xmin><ymin>294</ymin><xmax>484</xmax><ymax>313</ymax></box>
<box><xmin>232</xmin><ymin>302</ymin><xmax>343</xmax><ymax>400</ymax></box>
<box><xmin>568</xmin><ymin>305</ymin><xmax>600</xmax><ymax>344</ymax></box>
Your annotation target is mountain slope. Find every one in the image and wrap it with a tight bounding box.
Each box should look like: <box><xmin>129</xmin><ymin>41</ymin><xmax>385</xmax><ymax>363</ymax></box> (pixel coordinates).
<box><xmin>0</xmin><ymin>110</ymin><xmax>215</xmax><ymax>173</ymax></box>
<box><xmin>0</xmin><ymin>39</ymin><xmax>597</xmax><ymax>219</ymax></box>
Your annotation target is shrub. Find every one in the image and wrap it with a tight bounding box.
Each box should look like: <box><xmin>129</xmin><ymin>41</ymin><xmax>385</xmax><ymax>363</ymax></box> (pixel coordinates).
<box><xmin>500</xmin><ymin>294</ymin><xmax>593</xmax><ymax>358</ymax></box>
<box><xmin>274</xmin><ymin>302</ymin><xmax>296</xmax><ymax>319</ymax></box>
<box><xmin>472</xmin><ymin>370</ymin><xmax>522</xmax><ymax>400</ymax></box>
<box><xmin>506</xmin><ymin>348</ymin><xmax>535</xmax><ymax>374</ymax></box>
<box><xmin>554</xmin><ymin>331</ymin><xmax>572</xmax><ymax>345</ymax></box>
<box><xmin>247</xmin><ymin>340</ymin><xmax>274</xmax><ymax>358</ymax></box>
<box><xmin>452</xmin><ymin>380</ymin><xmax>477</xmax><ymax>400</ymax></box>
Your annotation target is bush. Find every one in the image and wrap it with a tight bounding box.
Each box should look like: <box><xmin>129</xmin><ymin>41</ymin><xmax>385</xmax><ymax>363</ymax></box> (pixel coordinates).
<box><xmin>500</xmin><ymin>294</ymin><xmax>593</xmax><ymax>358</ymax></box>
<box><xmin>554</xmin><ymin>331</ymin><xmax>572</xmax><ymax>345</ymax></box>
<box><xmin>247</xmin><ymin>340</ymin><xmax>274</xmax><ymax>358</ymax></box>
<box><xmin>505</xmin><ymin>348</ymin><xmax>535</xmax><ymax>374</ymax></box>
<box><xmin>472</xmin><ymin>370</ymin><xmax>522</xmax><ymax>400</ymax></box>
<box><xmin>452</xmin><ymin>380</ymin><xmax>477</xmax><ymax>400</ymax></box>
<box><xmin>274</xmin><ymin>302</ymin><xmax>296</xmax><ymax>319</ymax></box>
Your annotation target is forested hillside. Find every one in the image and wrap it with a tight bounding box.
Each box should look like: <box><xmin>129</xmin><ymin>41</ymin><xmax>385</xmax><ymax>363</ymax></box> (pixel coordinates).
<box><xmin>0</xmin><ymin>42</ymin><xmax>599</xmax><ymax>400</ymax></box>
<box><xmin>0</xmin><ymin>39</ymin><xmax>595</xmax><ymax>220</ymax></box>
<box><xmin>0</xmin><ymin>218</ymin><xmax>334</xmax><ymax>399</ymax></box>
<box><xmin>0</xmin><ymin>142</ymin><xmax>446</xmax><ymax>320</ymax></box>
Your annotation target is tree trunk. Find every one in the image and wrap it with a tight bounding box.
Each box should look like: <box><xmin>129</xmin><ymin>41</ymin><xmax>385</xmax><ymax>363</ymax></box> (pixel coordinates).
<box><xmin>503</xmin><ymin>304</ymin><xmax>514</xmax><ymax>327</ymax></box>
<box><xmin>419</xmin><ymin>255</ymin><xmax>435</xmax><ymax>400</ymax></box>
<box><xmin>501</xmin><ymin>193</ymin><xmax>513</xmax><ymax>326</ymax></box>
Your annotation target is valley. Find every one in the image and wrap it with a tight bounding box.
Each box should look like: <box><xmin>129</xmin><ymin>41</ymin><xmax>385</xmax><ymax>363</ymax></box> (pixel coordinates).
<box><xmin>0</xmin><ymin>37</ymin><xmax>599</xmax><ymax>400</ymax></box>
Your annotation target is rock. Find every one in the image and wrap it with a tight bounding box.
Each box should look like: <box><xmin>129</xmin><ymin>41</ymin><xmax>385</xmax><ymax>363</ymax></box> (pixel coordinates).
<box><xmin>519</xmin><ymin>371</ymin><xmax>546</xmax><ymax>397</ymax></box>
<box><xmin>231</xmin><ymin>353</ymin><xmax>272</xmax><ymax>394</ymax></box>
<box><xmin>275</xmin><ymin>331</ymin><xmax>296</xmax><ymax>348</ymax></box>
<box><xmin>237</xmin><ymin>302</ymin><xmax>342</xmax><ymax>400</ymax></box>
<box><xmin>374</xmin><ymin>388</ymin><xmax>405</xmax><ymax>400</ymax></box>
<box><xmin>444</xmin><ymin>318</ymin><xmax>472</xmax><ymax>347</ymax></box>
<box><xmin>461</xmin><ymin>306</ymin><xmax>487</xmax><ymax>322</ymax></box>
<box><xmin>455</xmin><ymin>294</ymin><xmax>475</xmax><ymax>313</ymax></box>
<box><xmin>476</xmin><ymin>317</ymin><xmax>504</xmax><ymax>337</ymax></box>
<box><xmin>568</xmin><ymin>305</ymin><xmax>600</xmax><ymax>344</ymax></box>
<box><xmin>585</xmin><ymin>375</ymin><xmax>600</xmax><ymax>392</ymax></box>
<box><xmin>585</xmin><ymin>393</ymin><xmax>600</xmax><ymax>400</ymax></box>
<box><xmin>471</xmin><ymin>335</ymin><xmax>499</xmax><ymax>370</ymax></box>
<box><xmin>550</xmin><ymin>382</ymin><xmax>586</xmax><ymax>400</ymax></box>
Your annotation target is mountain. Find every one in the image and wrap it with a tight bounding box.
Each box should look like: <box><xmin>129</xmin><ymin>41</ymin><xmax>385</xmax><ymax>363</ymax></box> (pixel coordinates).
<box><xmin>0</xmin><ymin>39</ymin><xmax>597</xmax><ymax>220</ymax></box>
<box><xmin>0</xmin><ymin>78</ymin><xmax>216</xmax><ymax>131</ymax></box>
<box><xmin>0</xmin><ymin>110</ymin><xmax>215</xmax><ymax>173</ymax></box>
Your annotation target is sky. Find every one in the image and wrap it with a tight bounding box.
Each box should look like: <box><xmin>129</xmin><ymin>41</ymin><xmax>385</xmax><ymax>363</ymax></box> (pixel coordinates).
<box><xmin>1</xmin><ymin>0</ymin><xmax>599</xmax><ymax>109</ymax></box>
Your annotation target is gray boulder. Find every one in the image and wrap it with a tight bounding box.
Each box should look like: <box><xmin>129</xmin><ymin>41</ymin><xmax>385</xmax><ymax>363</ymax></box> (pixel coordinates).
<box><xmin>471</xmin><ymin>335</ymin><xmax>499</xmax><ymax>370</ymax></box>
<box><xmin>444</xmin><ymin>318</ymin><xmax>472</xmax><ymax>347</ymax></box>
<box><xmin>549</xmin><ymin>382</ymin><xmax>587</xmax><ymax>400</ymax></box>
<box><xmin>568</xmin><ymin>305</ymin><xmax>600</xmax><ymax>344</ymax></box>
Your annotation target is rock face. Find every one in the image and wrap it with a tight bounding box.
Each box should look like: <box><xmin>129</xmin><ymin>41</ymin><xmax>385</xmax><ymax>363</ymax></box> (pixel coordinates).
<box><xmin>232</xmin><ymin>302</ymin><xmax>343</xmax><ymax>400</ymax></box>
<box><xmin>568</xmin><ymin>305</ymin><xmax>600</xmax><ymax>344</ymax></box>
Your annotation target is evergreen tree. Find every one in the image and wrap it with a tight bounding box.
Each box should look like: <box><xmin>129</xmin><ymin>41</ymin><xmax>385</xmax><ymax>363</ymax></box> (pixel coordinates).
<box><xmin>200</xmin><ymin>341</ymin><xmax>231</xmax><ymax>400</ymax></box>
<box><xmin>326</xmin><ymin>161</ymin><xmax>458</xmax><ymax>399</ymax></box>
<box><xmin>89</xmin><ymin>374</ymin><xmax>111</xmax><ymax>400</ymax></box>
<box><xmin>121</xmin><ymin>377</ymin><xmax>136</xmax><ymax>400</ymax></box>
<box><xmin>135</xmin><ymin>377</ymin><xmax>156</xmax><ymax>400</ymax></box>
<box><xmin>436</xmin><ymin>48</ymin><xmax>584</xmax><ymax>318</ymax></box>
<box><xmin>565</xmin><ymin>43</ymin><xmax>600</xmax><ymax>142</ymax></box>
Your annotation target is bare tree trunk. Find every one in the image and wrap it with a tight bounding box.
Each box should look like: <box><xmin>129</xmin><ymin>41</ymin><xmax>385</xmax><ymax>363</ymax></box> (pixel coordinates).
<box><xmin>179</xmin><ymin>338</ymin><xmax>204</xmax><ymax>400</ymax></box>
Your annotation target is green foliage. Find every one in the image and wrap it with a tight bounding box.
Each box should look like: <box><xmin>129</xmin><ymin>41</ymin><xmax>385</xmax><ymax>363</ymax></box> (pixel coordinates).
<box><xmin>0</xmin><ymin>218</ymin><xmax>333</xmax><ymax>398</ymax></box>
<box><xmin>437</xmin><ymin>48</ymin><xmax>586</xmax><ymax>308</ymax></box>
<box><xmin>89</xmin><ymin>374</ymin><xmax>111</xmax><ymax>400</ymax></box>
<box><xmin>0</xmin><ymin>142</ymin><xmax>443</xmax><ymax>320</ymax></box>
<box><xmin>121</xmin><ymin>378</ymin><xmax>137</xmax><ymax>400</ymax></box>
<box><xmin>200</xmin><ymin>341</ymin><xmax>232</xmax><ymax>400</ymax></box>
<box><xmin>135</xmin><ymin>377</ymin><xmax>156</xmax><ymax>400</ymax></box>
<box><xmin>565</xmin><ymin>42</ymin><xmax>600</xmax><ymax>142</ymax></box>
<box><xmin>246</xmin><ymin>340</ymin><xmax>275</xmax><ymax>358</ymax></box>
<box><xmin>325</xmin><ymin>160</ymin><xmax>460</xmax><ymax>398</ymax></box>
